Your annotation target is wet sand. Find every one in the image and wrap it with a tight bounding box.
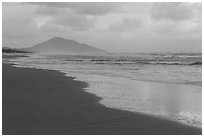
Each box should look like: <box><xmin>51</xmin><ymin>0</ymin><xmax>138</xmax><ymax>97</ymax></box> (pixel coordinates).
<box><xmin>2</xmin><ymin>63</ymin><xmax>202</xmax><ymax>135</ymax></box>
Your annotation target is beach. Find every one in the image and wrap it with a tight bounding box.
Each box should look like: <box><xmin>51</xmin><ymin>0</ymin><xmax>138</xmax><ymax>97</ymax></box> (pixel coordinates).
<box><xmin>2</xmin><ymin>62</ymin><xmax>202</xmax><ymax>135</ymax></box>
<box><xmin>3</xmin><ymin>2</ymin><xmax>202</xmax><ymax>135</ymax></box>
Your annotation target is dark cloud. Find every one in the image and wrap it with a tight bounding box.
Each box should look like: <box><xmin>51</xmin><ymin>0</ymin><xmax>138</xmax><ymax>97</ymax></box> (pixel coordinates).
<box><xmin>34</xmin><ymin>4</ymin><xmax>97</xmax><ymax>31</ymax></box>
<box><xmin>24</xmin><ymin>2</ymin><xmax>114</xmax><ymax>31</ymax></box>
<box><xmin>24</xmin><ymin>2</ymin><xmax>122</xmax><ymax>16</ymax></box>
<box><xmin>150</xmin><ymin>3</ymin><xmax>194</xmax><ymax>21</ymax></box>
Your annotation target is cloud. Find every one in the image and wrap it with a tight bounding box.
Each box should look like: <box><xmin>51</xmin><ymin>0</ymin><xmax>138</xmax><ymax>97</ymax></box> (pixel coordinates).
<box><xmin>50</xmin><ymin>11</ymin><xmax>95</xmax><ymax>31</ymax></box>
<box><xmin>35</xmin><ymin>6</ymin><xmax>61</xmax><ymax>16</ymax></box>
<box><xmin>67</xmin><ymin>3</ymin><xmax>122</xmax><ymax>15</ymax></box>
<box><xmin>149</xmin><ymin>2</ymin><xmax>202</xmax><ymax>43</ymax></box>
<box><xmin>2</xmin><ymin>3</ymin><xmax>40</xmax><ymax>39</ymax></box>
<box><xmin>23</xmin><ymin>2</ymin><xmax>69</xmax><ymax>8</ymax></box>
<box><xmin>109</xmin><ymin>17</ymin><xmax>142</xmax><ymax>32</ymax></box>
<box><xmin>39</xmin><ymin>23</ymin><xmax>65</xmax><ymax>33</ymax></box>
<box><xmin>28</xmin><ymin>3</ymin><xmax>107</xmax><ymax>31</ymax></box>
<box><xmin>150</xmin><ymin>3</ymin><xmax>195</xmax><ymax>21</ymax></box>
<box><xmin>3</xmin><ymin>2</ymin><xmax>202</xmax><ymax>52</ymax></box>
<box><xmin>31</xmin><ymin>4</ymin><xmax>97</xmax><ymax>31</ymax></box>
<box><xmin>24</xmin><ymin>2</ymin><xmax>122</xmax><ymax>16</ymax></box>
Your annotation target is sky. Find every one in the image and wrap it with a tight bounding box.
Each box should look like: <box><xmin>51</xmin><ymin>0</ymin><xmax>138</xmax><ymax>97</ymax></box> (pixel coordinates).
<box><xmin>2</xmin><ymin>2</ymin><xmax>202</xmax><ymax>53</ymax></box>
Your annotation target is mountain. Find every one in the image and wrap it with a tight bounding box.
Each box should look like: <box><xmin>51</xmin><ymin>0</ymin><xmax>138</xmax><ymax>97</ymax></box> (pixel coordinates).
<box><xmin>21</xmin><ymin>37</ymin><xmax>107</xmax><ymax>54</ymax></box>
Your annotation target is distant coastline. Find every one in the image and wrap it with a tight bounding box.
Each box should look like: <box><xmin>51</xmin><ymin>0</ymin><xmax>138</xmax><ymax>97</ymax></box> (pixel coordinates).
<box><xmin>2</xmin><ymin>47</ymin><xmax>31</xmax><ymax>53</ymax></box>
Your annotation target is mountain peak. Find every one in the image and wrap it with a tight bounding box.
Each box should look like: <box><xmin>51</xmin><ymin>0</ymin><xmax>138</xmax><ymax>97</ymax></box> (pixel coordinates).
<box><xmin>50</xmin><ymin>37</ymin><xmax>66</xmax><ymax>41</ymax></box>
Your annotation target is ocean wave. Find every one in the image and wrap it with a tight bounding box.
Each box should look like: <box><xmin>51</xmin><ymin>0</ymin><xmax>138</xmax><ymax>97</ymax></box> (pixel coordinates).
<box><xmin>91</xmin><ymin>61</ymin><xmax>202</xmax><ymax>66</ymax></box>
<box><xmin>189</xmin><ymin>61</ymin><xmax>202</xmax><ymax>65</ymax></box>
<box><xmin>66</xmin><ymin>59</ymin><xmax>83</xmax><ymax>61</ymax></box>
<box><xmin>64</xmin><ymin>58</ymin><xmax>202</xmax><ymax>66</ymax></box>
<box><xmin>91</xmin><ymin>59</ymin><xmax>111</xmax><ymax>62</ymax></box>
<box><xmin>147</xmin><ymin>61</ymin><xmax>202</xmax><ymax>66</ymax></box>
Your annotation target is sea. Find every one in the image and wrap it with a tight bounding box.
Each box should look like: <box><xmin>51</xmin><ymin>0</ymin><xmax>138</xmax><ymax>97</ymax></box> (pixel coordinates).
<box><xmin>4</xmin><ymin>52</ymin><xmax>202</xmax><ymax>128</ymax></box>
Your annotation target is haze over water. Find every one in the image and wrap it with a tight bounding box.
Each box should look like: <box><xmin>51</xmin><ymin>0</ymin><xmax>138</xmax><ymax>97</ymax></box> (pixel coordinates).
<box><xmin>5</xmin><ymin>52</ymin><xmax>202</xmax><ymax>128</ymax></box>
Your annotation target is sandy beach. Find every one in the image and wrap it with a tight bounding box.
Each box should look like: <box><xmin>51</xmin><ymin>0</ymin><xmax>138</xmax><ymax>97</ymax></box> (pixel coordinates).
<box><xmin>2</xmin><ymin>62</ymin><xmax>201</xmax><ymax>135</ymax></box>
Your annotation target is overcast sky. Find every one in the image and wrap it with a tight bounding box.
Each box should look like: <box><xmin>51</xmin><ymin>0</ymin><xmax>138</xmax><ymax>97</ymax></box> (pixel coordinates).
<box><xmin>2</xmin><ymin>2</ymin><xmax>202</xmax><ymax>53</ymax></box>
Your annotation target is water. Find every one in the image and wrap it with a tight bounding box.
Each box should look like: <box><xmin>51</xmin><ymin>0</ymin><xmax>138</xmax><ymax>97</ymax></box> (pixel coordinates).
<box><xmin>4</xmin><ymin>52</ymin><xmax>202</xmax><ymax>128</ymax></box>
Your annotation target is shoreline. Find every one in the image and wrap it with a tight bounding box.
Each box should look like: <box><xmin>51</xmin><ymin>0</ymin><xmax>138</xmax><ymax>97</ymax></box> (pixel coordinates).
<box><xmin>2</xmin><ymin>62</ymin><xmax>202</xmax><ymax>135</ymax></box>
<box><xmin>7</xmin><ymin>62</ymin><xmax>203</xmax><ymax>128</ymax></box>
<box><xmin>8</xmin><ymin>61</ymin><xmax>202</xmax><ymax>128</ymax></box>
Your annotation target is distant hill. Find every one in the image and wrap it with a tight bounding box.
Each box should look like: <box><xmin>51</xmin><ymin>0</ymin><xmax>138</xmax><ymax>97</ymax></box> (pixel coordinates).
<box><xmin>2</xmin><ymin>47</ymin><xmax>31</xmax><ymax>53</ymax></box>
<box><xmin>21</xmin><ymin>37</ymin><xmax>107</xmax><ymax>54</ymax></box>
